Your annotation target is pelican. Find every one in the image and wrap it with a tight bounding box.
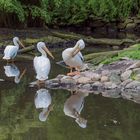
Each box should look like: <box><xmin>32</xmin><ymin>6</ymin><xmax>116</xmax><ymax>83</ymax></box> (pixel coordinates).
<box><xmin>34</xmin><ymin>42</ymin><xmax>54</xmax><ymax>84</ymax></box>
<box><xmin>63</xmin><ymin>91</ymin><xmax>88</xmax><ymax>128</ymax></box>
<box><xmin>62</xmin><ymin>39</ymin><xmax>85</xmax><ymax>76</ymax></box>
<box><xmin>4</xmin><ymin>64</ymin><xmax>26</xmax><ymax>84</ymax></box>
<box><xmin>35</xmin><ymin>88</ymin><xmax>53</xmax><ymax>122</ymax></box>
<box><xmin>3</xmin><ymin>37</ymin><xmax>25</xmax><ymax>62</ymax></box>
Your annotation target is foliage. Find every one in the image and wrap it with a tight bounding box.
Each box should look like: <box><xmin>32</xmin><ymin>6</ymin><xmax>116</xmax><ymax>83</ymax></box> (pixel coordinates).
<box><xmin>101</xmin><ymin>44</ymin><xmax>140</xmax><ymax>64</ymax></box>
<box><xmin>0</xmin><ymin>0</ymin><xmax>140</xmax><ymax>27</ymax></box>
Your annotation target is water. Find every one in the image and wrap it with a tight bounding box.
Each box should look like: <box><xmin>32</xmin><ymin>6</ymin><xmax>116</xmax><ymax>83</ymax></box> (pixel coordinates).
<box><xmin>0</xmin><ymin>32</ymin><xmax>140</xmax><ymax>140</ymax></box>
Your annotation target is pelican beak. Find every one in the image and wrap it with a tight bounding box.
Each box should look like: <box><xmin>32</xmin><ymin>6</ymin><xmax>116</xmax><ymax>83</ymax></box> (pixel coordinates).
<box><xmin>18</xmin><ymin>40</ymin><xmax>25</xmax><ymax>48</ymax></box>
<box><xmin>72</xmin><ymin>44</ymin><xmax>80</xmax><ymax>57</ymax></box>
<box><xmin>43</xmin><ymin>46</ymin><xmax>54</xmax><ymax>59</ymax></box>
<box><xmin>19</xmin><ymin>68</ymin><xmax>26</xmax><ymax>80</ymax></box>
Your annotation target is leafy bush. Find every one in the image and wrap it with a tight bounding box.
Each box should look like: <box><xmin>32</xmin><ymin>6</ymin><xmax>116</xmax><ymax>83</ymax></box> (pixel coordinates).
<box><xmin>0</xmin><ymin>0</ymin><xmax>140</xmax><ymax>27</ymax></box>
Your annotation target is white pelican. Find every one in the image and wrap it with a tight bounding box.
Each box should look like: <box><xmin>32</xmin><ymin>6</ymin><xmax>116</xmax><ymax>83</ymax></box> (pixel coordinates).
<box><xmin>63</xmin><ymin>91</ymin><xmax>88</xmax><ymax>128</ymax></box>
<box><xmin>4</xmin><ymin>64</ymin><xmax>26</xmax><ymax>84</ymax></box>
<box><xmin>35</xmin><ymin>88</ymin><xmax>53</xmax><ymax>122</ymax></box>
<box><xmin>3</xmin><ymin>37</ymin><xmax>25</xmax><ymax>62</ymax></box>
<box><xmin>62</xmin><ymin>39</ymin><xmax>85</xmax><ymax>76</ymax></box>
<box><xmin>34</xmin><ymin>42</ymin><xmax>54</xmax><ymax>84</ymax></box>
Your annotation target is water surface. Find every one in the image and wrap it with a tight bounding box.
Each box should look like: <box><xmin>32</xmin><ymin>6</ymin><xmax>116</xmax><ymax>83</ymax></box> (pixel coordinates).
<box><xmin>0</xmin><ymin>31</ymin><xmax>140</xmax><ymax>140</ymax></box>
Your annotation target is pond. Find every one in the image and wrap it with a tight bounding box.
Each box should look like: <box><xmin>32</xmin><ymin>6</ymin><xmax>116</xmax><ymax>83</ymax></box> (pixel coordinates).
<box><xmin>0</xmin><ymin>31</ymin><xmax>140</xmax><ymax>140</ymax></box>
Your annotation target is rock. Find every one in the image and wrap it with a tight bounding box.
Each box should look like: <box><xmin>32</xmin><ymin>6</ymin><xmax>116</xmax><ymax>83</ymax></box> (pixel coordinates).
<box><xmin>121</xmin><ymin>79</ymin><xmax>133</xmax><ymax>87</ymax></box>
<box><xmin>92</xmin><ymin>81</ymin><xmax>102</xmax><ymax>87</ymax></box>
<box><xmin>96</xmin><ymin>64</ymin><xmax>104</xmax><ymax>70</ymax></box>
<box><xmin>93</xmin><ymin>91</ymin><xmax>100</xmax><ymax>95</ymax></box>
<box><xmin>121</xmin><ymin>90</ymin><xmax>140</xmax><ymax>104</ymax></box>
<box><xmin>101</xmin><ymin>76</ymin><xmax>109</xmax><ymax>82</ymax></box>
<box><xmin>126</xmin><ymin>61</ymin><xmax>140</xmax><ymax>70</ymax></box>
<box><xmin>113</xmin><ymin>46</ymin><xmax>119</xmax><ymax>50</ymax></box>
<box><xmin>92</xmin><ymin>81</ymin><xmax>103</xmax><ymax>91</ymax></box>
<box><xmin>125</xmin><ymin>18</ymin><xmax>134</xmax><ymax>24</ymax></box>
<box><xmin>102</xmin><ymin>89</ymin><xmax>121</xmax><ymax>98</ymax></box>
<box><xmin>118</xmin><ymin>22</ymin><xmax>126</xmax><ymax>29</ymax></box>
<box><xmin>134</xmin><ymin>74</ymin><xmax>140</xmax><ymax>81</ymax></box>
<box><xmin>104</xmin><ymin>82</ymin><xmax>117</xmax><ymax>89</ymax></box>
<box><xmin>73</xmin><ymin>74</ymin><xmax>81</xmax><ymax>80</ymax></box>
<box><xmin>61</xmin><ymin>76</ymin><xmax>71</xmax><ymax>80</ymax></box>
<box><xmin>61</xmin><ymin>76</ymin><xmax>76</xmax><ymax>85</ymax></box>
<box><xmin>91</xmin><ymin>73</ymin><xmax>101</xmax><ymax>81</ymax></box>
<box><xmin>125</xmin><ymin>81</ymin><xmax>140</xmax><ymax>89</ymax></box>
<box><xmin>77</xmin><ymin>77</ymin><xmax>91</xmax><ymax>84</ymax></box>
<box><xmin>126</xmin><ymin>23</ymin><xmax>136</xmax><ymax>31</ymax></box>
<box><xmin>82</xmin><ymin>84</ymin><xmax>91</xmax><ymax>90</ymax></box>
<box><xmin>121</xmin><ymin>70</ymin><xmax>132</xmax><ymax>81</ymax></box>
<box><xmin>56</xmin><ymin>74</ymin><xmax>65</xmax><ymax>80</ymax></box>
<box><xmin>49</xmin><ymin>78</ymin><xmax>60</xmax><ymax>83</ymax></box>
<box><xmin>133</xmin><ymin>68</ymin><xmax>140</xmax><ymax>75</ymax></box>
<box><xmin>109</xmin><ymin>72</ymin><xmax>121</xmax><ymax>84</ymax></box>
<box><xmin>101</xmin><ymin>70</ymin><xmax>110</xmax><ymax>76</ymax></box>
<box><xmin>47</xmin><ymin>82</ymin><xmax>60</xmax><ymax>88</ymax></box>
<box><xmin>121</xmin><ymin>91</ymin><xmax>133</xmax><ymax>100</ymax></box>
<box><xmin>134</xmin><ymin>18</ymin><xmax>140</xmax><ymax>24</ymax></box>
<box><xmin>82</xmin><ymin>71</ymin><xmax>100</xmax><ymax>81</ymax></box>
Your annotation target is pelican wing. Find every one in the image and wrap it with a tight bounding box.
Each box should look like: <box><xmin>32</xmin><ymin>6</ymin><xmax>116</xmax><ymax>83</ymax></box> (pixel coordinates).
<box><xmin>77</xmin><ymin>51</ymin><xmax>84</xmax><ymax>62</ymax></box>
<box><xmin>3</xmin><ymin>45</ymin><xmax>18</xmax><ymax>59</ymax></box>
<box><xmin>34</xmin><ymin>56</ymin><xmax>51</xmax><ymax>80</ymax></box>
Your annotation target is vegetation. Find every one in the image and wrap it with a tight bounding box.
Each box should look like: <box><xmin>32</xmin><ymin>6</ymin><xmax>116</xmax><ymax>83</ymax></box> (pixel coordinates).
<box><xmin>0</xmin><ymin>0</ymin><xmax>140</xmax><ymax>27</ymax></box>
<box><xmin>101</xmin><ymin>44</ymin><xmax>140</xmax><ymax>64</ymax></box>
<box><xmin>85</xmin><ymin>44</ymin><xmax>140</xmax><ymax>65</ymax></box>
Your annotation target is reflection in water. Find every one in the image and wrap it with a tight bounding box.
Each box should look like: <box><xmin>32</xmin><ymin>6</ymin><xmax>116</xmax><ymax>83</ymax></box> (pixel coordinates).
<box><xmin>35</xmin><ymin>88</ymin><xmax>53</xmax><ymax>122</ymax></box>
<box><xmin>4</xmin><ymin>63</ymin><xmax>26</xmax><ymax>84</ymax></box>
<box><xmin>0</xmin><ymin>46</ymin><xmax>140</xmax><ymax>139</ymax></box>
<box><xmin>64</xmin><ymin>91</ymin><xmax>89</xmax><ymax>128</ymax></box>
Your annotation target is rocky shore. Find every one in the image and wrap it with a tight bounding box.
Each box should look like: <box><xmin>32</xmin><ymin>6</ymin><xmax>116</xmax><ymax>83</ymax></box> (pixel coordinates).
<box><xmin>45</xmin><ymin>59</ymin><xmax>140</xmax><ymax>104</ymax></box>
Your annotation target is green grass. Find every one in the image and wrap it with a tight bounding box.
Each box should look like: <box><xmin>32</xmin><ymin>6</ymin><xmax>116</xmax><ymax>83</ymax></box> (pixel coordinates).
<box><xmin>101</xmin><ymin>44</ymin><xmax>140</xmax><ymax>64</ymax></box>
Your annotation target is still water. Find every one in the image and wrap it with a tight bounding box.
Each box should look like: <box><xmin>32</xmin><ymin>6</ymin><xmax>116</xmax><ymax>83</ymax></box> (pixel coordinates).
<box><xmin>0</xmin><ymin>37</ymin><xmax>140</xmax><ymax>140</ymax></box>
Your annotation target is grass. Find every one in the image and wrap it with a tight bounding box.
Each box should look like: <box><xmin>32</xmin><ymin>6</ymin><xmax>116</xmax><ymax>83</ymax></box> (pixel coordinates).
<box><xmin>101</xmin><ymin>44</ymin><xmax>140</xmax><ymax>64</ymax></box>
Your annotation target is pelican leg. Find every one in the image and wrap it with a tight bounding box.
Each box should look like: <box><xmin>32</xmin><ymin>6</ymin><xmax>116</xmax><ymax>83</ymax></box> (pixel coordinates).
<box><xmin>67</xmin><ymin>67</ymin><xmax>73</xmax><ymax>76</ymax></box>
<box><xmin>67</xmin><ymin>67</ymin><xmax>81</xmax><ymax>76</ymax></box>
<box><xmin>74</xmin><ymin>67</ymin><xmax>81</xmax><ymax>75</ymax></box>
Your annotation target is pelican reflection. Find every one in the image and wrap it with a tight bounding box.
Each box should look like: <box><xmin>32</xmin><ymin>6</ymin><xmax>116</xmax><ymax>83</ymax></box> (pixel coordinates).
<box><xmin>4</xmin><ymin>63</ymin><xmax>26</xmax><ymax>84</ymax></box>
<box><xmin>64</xmin><ymin>91</ymin><xmax>89</xmax><ymax>128</ymax></box>
<box><xmin>35</xmin><ymin>88</ymin><xmax>53</xmax><ymax>122</ymax></box>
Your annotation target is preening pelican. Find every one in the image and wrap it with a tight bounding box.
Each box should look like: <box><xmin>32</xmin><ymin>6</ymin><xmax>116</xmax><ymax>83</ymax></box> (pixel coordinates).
<box><xmin>35</xmin><ymin>88</ymin><xmax>53</xmax><ymax>122</ymax></box>
<box><xmin>4</xmin><ymin>64</ymin><xmax>26</xmax><ymax>84</ymax></box>
<box><xmin>34</xmin><ymin>42</ymin><xmax>54</xmax><ymax>84</ymax></box>
<box><xmin>63</xmin><ymin>91</ymin><xmax>88</xmax><ymax>128</ymax></box>
<box><xmin>3</xmin><ymin>37</ymin><xmax>25</xmax><ymax>62</ymax></box>
<box><xmin>62</xmin><ymin>39</ymin><xmax>85</xmax><ymax>76</ymax></box>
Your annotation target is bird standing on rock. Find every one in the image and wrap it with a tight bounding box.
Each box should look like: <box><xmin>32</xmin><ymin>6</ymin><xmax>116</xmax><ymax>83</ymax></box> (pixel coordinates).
<box><xmin>62</xmin><ymin>39</ymin><xmax>85</xmax><ymax>76</ymax></box>
<box><xmin>34</xmin><ymin>42</ymin><xmax>54</xmax><ymax>85</ymax></box>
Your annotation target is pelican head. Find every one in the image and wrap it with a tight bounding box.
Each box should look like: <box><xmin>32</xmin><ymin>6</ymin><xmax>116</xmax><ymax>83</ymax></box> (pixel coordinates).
<box><xmin>76</xmin><ymin>39</ymin><xmax>85</xmax><ymax>50</ymax></box>
<box><xmin>14</xmin><ymin>77</ymin><xmax>20</xmax><ymax>84</ymax></box>
<box><xmin>37</xmin><ymin>42</ymin><xmax>54</xmax><ymax>59</ymax></box>
<box><xmin>72</xmin><ymin>39</ymin><xmax>85</xmax><ymax>57</ymax></box>
<box><xmin>75</xmin><ymin>117</ymin><xmax>87</xmax><ymax>128</ymax></box>
<box><xmin>39</xmin><ymin>108</ymin><xmax>48</xmax><ymax>122</ymax></box>
<box><xmin>13</xmin><ymin>37</ymin><xmax>25</xmax><ymax>48</ymax></box>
